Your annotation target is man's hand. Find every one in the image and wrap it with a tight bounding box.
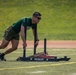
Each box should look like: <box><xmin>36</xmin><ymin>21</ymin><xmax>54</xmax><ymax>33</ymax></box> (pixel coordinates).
<box><xmin>23</xmin><ymin>42</ymin><xmax>27</xmax><ymax>48</ymax></box>
<box><xmin>35</xmin><ymin>40</ymin><xmax>39</xmax><ymax>47</ymax></box>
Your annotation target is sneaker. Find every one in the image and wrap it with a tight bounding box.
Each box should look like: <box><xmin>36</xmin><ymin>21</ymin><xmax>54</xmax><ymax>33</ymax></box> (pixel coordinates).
<box><xmin>0</xmin><ymin>53</ymin><xmax>6</xmax><ymax>61</ymax></box>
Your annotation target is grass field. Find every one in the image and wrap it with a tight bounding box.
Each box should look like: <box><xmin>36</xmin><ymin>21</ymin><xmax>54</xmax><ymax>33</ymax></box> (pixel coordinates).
<box><xmin>0</xmin><ymin>0</ymin><xmax>76</xmax><ymax>40</ymax></box>
<box><xmin>0</xmin><ymin>0</ymin><xmax>76</xmax><ymax>75</ymax></box>
<box><xmin>0</xmin><ymin>48</ymin><xmax>76</xmax><ymax>75</ymax></box>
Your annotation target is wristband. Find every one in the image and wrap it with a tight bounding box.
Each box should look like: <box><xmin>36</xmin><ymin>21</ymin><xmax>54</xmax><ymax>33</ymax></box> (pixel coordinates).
<box><xmin>36</xmin><ymin>39</ymin><xmax>39</xmax><ymax>41</ymax></box>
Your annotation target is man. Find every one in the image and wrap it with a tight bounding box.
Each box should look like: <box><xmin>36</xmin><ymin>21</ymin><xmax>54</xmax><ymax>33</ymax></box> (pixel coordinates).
<box><xmin>0</xmin><ymin>12</ymin><xmax>41</xmax><ymax>61</ymax></box>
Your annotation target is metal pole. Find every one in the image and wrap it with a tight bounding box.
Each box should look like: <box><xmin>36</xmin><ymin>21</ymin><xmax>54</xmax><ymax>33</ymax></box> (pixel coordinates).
<box><xmin>44</xmin><ymin>38</ymin><xmax>46</xmax><ymax>54</ymax></box>
<box><xmin>34</xmin><ymin>28</ymin><xmax>37</xmax><ymax>55</ymax></box>
<box><xmin>23</xmin><ymin>47</ymin><xmax>26</xmax><ymax>57</ymax></box>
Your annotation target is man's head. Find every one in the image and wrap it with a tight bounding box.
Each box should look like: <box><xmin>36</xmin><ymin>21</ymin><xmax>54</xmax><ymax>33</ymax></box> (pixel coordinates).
<box><xmin>32</xmin><ymin>12</ymin><xmax>41</xmax><ymax>24</ymax></box>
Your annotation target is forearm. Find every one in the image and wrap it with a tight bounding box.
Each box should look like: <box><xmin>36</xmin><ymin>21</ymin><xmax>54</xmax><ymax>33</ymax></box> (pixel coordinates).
<box><xmin>21</xmin><ymin>32</ymin><xmax>26</xmax><ymax>44</ymax></box>
<box><xmin>32</xmin><ymin>29</ymin><xmax>39</xmax><ymax>41</ymax></box>
<box><xmin>34</xmin><ymin>32</ymin><xmax>39</xmax><ymax>41</ymax></box>
<box><xmin>21</xmin><ymin>26</ymin><xmax>26</xmax><ymax>44</ymax></box>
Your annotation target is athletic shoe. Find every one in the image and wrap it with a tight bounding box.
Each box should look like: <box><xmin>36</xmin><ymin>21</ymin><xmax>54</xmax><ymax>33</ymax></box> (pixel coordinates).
<box><xmin>0</xmin><ymin>53</ymin><xmax>6</xmax><ymax>61</ymax></box>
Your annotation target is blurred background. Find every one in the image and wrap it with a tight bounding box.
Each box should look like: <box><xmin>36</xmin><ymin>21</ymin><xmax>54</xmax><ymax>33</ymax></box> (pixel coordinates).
<box><xmin>0</xmin><ymin>0</ymin><xmax>76</xmax><ymax>40</ymax></box>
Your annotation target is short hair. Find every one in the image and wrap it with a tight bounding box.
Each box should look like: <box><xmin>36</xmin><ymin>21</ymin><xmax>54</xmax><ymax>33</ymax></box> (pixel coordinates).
<box><xmin>33</xmin><ymin>12</ymin><xmax>41</xmax><ymax>17</ymax></box>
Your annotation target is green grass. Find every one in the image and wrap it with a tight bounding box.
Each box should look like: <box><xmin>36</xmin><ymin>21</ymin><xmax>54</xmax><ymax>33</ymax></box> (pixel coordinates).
<box><xmin>0</xmin><ymin>0</ymin><xmax>76</xmax><ymax>40</ymax></box>
<box><xmin>0</xmin><ymin>48</ymin><xmax>76</xmax><ymax>75</ymax></box>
